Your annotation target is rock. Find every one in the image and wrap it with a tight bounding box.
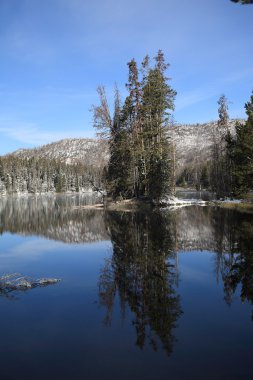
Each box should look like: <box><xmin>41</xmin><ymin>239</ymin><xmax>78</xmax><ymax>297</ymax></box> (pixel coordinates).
<box><xmin>0</xmin><ymin>273</ymin><xmax>61</xmax><ymax>297</ymax></box>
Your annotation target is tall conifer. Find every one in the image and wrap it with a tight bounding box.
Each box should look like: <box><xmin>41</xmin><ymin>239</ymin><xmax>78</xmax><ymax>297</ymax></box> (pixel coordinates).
<box><xmin>92</xmin><ymin>50</ymin><xmax>176</xmax><ymax>202</ymax></box>
<box><xmin>228</xmin><ymin>92</ymin><xmax>253</xmax><ymax>194</ymax></box>
<box><xmin>141</xmin><ymin>50</ymin><xmax>176</xmax><ymax>200</ymax></box>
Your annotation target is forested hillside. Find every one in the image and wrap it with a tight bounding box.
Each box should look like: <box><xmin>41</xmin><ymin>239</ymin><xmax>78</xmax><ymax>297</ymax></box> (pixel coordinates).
<box><xmin>0</xmin><ymin>138</ymin><xmax>107</xmax><ymax>195</ymax></box>
<box><xmin>0</xmin><ymin>155</ymin><xmax>104</xmax><ymax>196</ymax></box>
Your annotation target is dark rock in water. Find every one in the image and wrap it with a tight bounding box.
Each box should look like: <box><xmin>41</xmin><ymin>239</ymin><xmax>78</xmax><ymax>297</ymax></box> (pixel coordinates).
<box><xmin>0</xmin><ymin>273</ymin><xmax>60</xmax><ymax>297</ymax></box>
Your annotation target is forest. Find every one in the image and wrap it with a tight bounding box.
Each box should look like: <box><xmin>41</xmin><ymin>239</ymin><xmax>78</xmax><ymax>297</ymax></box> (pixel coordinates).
<box><xmin>0</xmin><ymin>155</ymin><xmax>103</xmax><ymax>196</ymax></box>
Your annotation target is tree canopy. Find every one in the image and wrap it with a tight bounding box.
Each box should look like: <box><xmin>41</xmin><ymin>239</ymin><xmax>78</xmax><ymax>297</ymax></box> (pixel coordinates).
<box><xmin>92</xmin><ymin>50</ymin><xmax>176</xmax><ymax>202</ymax></box>
<box><xmin>226</xmin><ymin>91</ymin><xmax>253</xmax><ymax>194</ymax></box>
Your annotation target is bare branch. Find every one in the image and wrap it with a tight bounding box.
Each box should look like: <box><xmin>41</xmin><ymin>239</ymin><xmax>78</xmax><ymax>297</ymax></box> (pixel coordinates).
<box><xmin>91</xmin><ymin>86</ymin><xmax>112</xmax><ymax>139</ymax></box>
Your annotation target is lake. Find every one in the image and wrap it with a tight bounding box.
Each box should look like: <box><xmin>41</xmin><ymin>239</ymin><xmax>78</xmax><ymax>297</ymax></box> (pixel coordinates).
<box><xmin>0</xmin><ymin>195</ymin><xmax>252</xmax><ymax>380</ymax></box>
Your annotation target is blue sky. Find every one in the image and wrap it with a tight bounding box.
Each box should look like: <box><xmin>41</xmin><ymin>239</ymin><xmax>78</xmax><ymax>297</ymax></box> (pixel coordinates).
<box><xmin>0</xmin><ymin>0</ymin><xmax>252</xmax><ymax>154</ymax></box>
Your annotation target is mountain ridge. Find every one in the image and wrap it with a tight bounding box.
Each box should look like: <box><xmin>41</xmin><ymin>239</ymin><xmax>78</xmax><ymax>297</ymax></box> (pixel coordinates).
<box><xmin>5</xmin><ymin>119</ymin><xmax>244</xmax><ymax>176</ymax></box>
<box><xmin>10</xmin><ymin>137</ymin><xmax>109</xmax><ymax>168</ymax></box>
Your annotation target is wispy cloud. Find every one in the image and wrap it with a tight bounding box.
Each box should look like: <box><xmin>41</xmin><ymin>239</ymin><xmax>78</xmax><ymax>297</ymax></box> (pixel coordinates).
<box><xmin>176</xmin><ymin>67</ymin><xmax>253</xmax><ymax>111</ymax></box>
<box><xmin>0</xmin><ymin>120</ymin><xmax>93</xmax><ymax>148</ymax></box>
<box><xmin>176</xmin><ymin>88</ymin><xmax>216</xmax><ymax>111</ymax></box>
<box><xmin>222</xmin><ymin>67</ymin><xmax>253</xmax><ymax>85</ymax></box>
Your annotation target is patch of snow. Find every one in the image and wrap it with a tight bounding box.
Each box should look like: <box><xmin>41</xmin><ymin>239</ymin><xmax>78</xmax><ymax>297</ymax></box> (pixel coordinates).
<box><xmin>160</xmin><ymin>196</ymin><xmax>207</xmax><ymax>208</ymax></box>
<box><xmin>213</xmin><ymin>198</ymin><xmax>242</xmax><ymax>204</ymax></box>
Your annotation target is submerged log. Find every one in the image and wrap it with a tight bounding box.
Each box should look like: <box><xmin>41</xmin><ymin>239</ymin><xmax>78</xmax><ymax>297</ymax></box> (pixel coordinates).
<box><xmin>0</xmin><ymin>273</ymin><xmax>60</xmax><ymax>296</ymax></box>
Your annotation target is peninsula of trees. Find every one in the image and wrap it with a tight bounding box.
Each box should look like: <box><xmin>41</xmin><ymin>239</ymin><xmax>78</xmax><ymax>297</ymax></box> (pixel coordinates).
<box><xmin>92</xmin><ymin>50</ymin><xmax>176</xmax><ymax>202</ymax></box>
<box><xmin>92</xmin><ymin>50</ymin><xmax>253</xmax><ymax>201</ymax></box>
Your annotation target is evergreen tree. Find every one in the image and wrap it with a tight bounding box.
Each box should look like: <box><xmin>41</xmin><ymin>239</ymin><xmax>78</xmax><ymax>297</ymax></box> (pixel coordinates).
<box><xmin>228</xmin><ymin>92</ymin><xmax>253</xmax><ymax>194</ymax></box>
<box><xmin>92</xmin><ymin>50</ymin><xmax>176</xmax><ymax>202</ymax></box>
<box><xmin>124</xmin><ymin>59</ymin><xmax>143</xmax><ymax>196</ymax></box>
<box><xmin>92</xmin><ymin>85</ymin><xmax>132</xmax><ymax>198</ymax></box>
<box><xmin>142</xmin><ymin>50</ymin><xmax>176</xmax><ymax>200</ymax></box>
<box><xmin>0</xmin><ymin>155</ymin><xmax>96</xmax><ymax>195</ymax></box>
<box><xmin>211</xmin><ymin>94</ymin><xmax>231</xmax><ymax>198</ymax></box>
<box><xmin>107</xmin><ymin>86</ymin><xmax>132</xmax><ymax>198</ymax></box>
<box><xmin>218</xmin><ymin>94</ymin><xmax>229</xmax><ymax>128</ymax></box>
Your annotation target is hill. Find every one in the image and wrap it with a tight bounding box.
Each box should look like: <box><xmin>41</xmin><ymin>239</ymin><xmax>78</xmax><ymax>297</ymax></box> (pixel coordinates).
<box><xmin>12</xmin><ymin>138</ymin><xmax>109</xmax><ymax>169</ymax></box>
<box><xmin>169</xmin><ymin>119</ymin><xmax>242</xmax><ymax>175</ymax></box>
<box><xmin>10</xmin><ymin>119</ymin><xmax>243</xmax><ymax>175</ymax></box>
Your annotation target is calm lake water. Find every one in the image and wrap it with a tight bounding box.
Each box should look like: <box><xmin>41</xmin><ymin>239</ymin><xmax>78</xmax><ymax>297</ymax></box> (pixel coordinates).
<box><xmin>0</xmin><ymin>195</ymin><xmax>252</xmax><ymax>380</ymax></box>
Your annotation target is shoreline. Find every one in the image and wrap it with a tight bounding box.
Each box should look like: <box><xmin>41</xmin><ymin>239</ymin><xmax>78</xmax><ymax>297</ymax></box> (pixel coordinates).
<box><xmin>211</xmin><ymin>200</ymin><xmax>253</xmax><ymax>213</ymax></box>
<box><xmin>72</xmin><ymin>196</ymin><xmax>253</xmax><ymax>213</ymax></box>
<box><xmin>1</xmin><ymin>192</ymin><xmax>253</xmax><ymax>213</ymax></box>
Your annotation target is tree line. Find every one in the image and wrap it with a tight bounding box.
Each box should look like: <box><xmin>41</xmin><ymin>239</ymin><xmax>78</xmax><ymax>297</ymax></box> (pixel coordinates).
<box><xmin>0</xmin><ymin>155</ymin><xmax>103</xmax><ymax>195</ymax></box>
<box><xmin>208</xmin><ymin>92</ymin><xmax>253</xmax><ymax>198</ymax></box>
<box><xmin>177</xmin><ymin>92</ymin><xmax>253</xmax><ymax>198</ymax></box>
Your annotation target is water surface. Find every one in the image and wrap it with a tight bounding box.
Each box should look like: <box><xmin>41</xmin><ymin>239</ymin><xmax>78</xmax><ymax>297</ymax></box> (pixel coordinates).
<box><xmin>0</xmin><ymin>195</ymin><xmax>252</xmax><ymax>380</ymax></box>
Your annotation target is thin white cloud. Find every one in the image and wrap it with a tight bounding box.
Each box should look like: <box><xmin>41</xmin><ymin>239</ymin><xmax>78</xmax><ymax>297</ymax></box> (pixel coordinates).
<box><xmin>176</xmin><ymin>67</ymin><xmax>253</xmax><ymax>111</ymax></box>
<box><xmin>0</xmin><ymin>120</ymin><xmax>94</xmax><ymax>148</ymax></box>
<box><xmin>176</xmin><ymin>88</ymin><xmax>216</xmax><ymax>111</ymax></box>
<box><xmin>222</xmin><ymin>67</ymin><xmax>253</xmax><ymax>85</ymax></box>
<box><xmin>0</xmin><ymin>86</ymin><xmax>96</xmax><ymax>110</ymax></box>
<box><xmin>0</xmin><ymin>26</ymin><xmax>57</xmax><ymax>65</ymax></box>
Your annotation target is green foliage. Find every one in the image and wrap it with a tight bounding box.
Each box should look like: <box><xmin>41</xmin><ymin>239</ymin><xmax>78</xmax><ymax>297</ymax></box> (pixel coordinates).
<box><xmin>177</xmin><ymin>162</ymin><xmax>211</xmax><ymax>190</ymax></box>
<box><xmin>107</xmin><ymin>129</ymin><xmax>133</xmax><ymax>197</ymax></box>
<box><xmin>0</xmin><ymin>155</ymin><xmax>100</xmax><ymax>195</ymax></box>
<box><xmin>210</xmin><ymin>94</ymin><xmax>232</xmax><ymax>198</ymax></box>
<box><xmin>200</xmin><ymin>165</ymin><xmax>210</xmax><ymax>189</ymax></box>
<box><xmin>147</xmin><ymin>139</ymin><xmax>172</xmax><ymax>200</ymax></box>
<box><xmin>226</xmin><ymin>92</ymin><xmax>253</xmax><ymax>195</ymax></box>
<box><xmin>93</xmin><ymin>50</ymin><xmax>176</xmax><ymax>202</ymax></box>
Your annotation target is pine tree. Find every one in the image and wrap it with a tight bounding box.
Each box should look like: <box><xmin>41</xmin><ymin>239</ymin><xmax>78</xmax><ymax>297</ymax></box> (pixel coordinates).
<box><xmin>218</xmin><ymin>94</ymin><xmax>229</xmax><ymax>128</ymax></box>
<box><xmin>0</xmin><ymin>156</ymin><xmax>94</xmax><ymax>195</ymax></box>
<box><xmin>92</xmin><ymin>85</ymin><xmax>132</xmax><ymax>198</ymax></box>
<box><xmin>92</xmin><ymin>50</ymin><xmax>176</xmax><ymax>202</ymax></box>
<box><xmin>228</xmin><ymin>92</ymin><xmax>253</xmax><ymax>194</ymax></box>
<box><xmin>107</xmin><ymin>86</ymin><xmax>132</xmax><ymax>198</ymax></box>
<box><xmin>125</xmin><ymin>59</ymin><xmax>143</xmax><ymax>196</ymax></box>
<box><xmin>211</xmin><ymin>94</ymin><xmax>230</xmax><ymax>198</ymax></box>
<box><xmin>142</xmin><ymin>50</ymin><xmax>176</xmax><ymax>201</ymax></box>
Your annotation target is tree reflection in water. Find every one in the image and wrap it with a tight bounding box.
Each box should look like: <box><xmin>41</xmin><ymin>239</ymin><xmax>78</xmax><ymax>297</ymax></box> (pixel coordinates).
<box><xmin>98</xmin><ymin>211</ymin><xmax>182</xmax><ymax>355</ymax></box>
<box><xmin>0</xmin><ymin>196</ymin><xmax>252</xmax><ymax>327</ymax></box>
<box><xmin>212</xmin><ymin>208</ymin><xmax>253</xmax><ymax>318</ymax></box>
<box><xmin>0</xmin><ymin>194</ymin><xmax>107</xmax><ymax>243</ymax></box>
<box><xmin>99</xmin><ymin>207</ymin><xmax>253</xmax><ymax>354</ymax></box>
